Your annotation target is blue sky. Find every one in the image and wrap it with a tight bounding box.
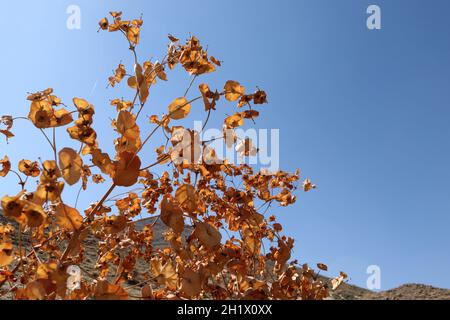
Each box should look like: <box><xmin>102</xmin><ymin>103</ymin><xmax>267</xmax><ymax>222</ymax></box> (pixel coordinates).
<box><xmin>1</xmin><ymin>0</ymin><xmax>450</xmax><ymax>290</ymax></box>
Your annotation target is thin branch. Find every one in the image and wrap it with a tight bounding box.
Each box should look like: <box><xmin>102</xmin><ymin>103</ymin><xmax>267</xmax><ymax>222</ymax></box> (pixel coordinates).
<box><xmin>184</xmin><ymin>75</ymin><xmax>198</xmax><ymax>97</ymax></box>
<box><xmin>0</xmin><ymin>231</ymin><xmax>63</xmax><ymax>290</ymax></box>
<box><xmin>59</xmin><ymin>183</ymin><xmax>117</xmax><ymax>263</ymax></box>
<box><xmin>9</xmin><ymin>170</ymin><xmax>26</xmax><ymax>189</ymax></box>
<box><xmin>140</xmin><ymin>154</ymin><xmax>171</xmax><ymax>172</ymax></box>
<box><xmin>39</xmin><ymin>128</ymin><xmax>55</xmax><ymax>152</ymax></box>
<box><xmin>52</xmin><ymin>127</ymin><xmax>57</xmax><ymax>162</ymax></box>
<box><xmin>202</xmin><ymin>109</ymin><xmax>212</xmax><ymax>131</ymax></box>
<box><xmin>124</xmin><ymin>277</ymin><xmax>157</xmax><ymax>291</ymax></box>
<box><xmin>74</xmin><ymin>184</ymin><xmax>83</xmax><ymax>209</ymax></box>
<box><xmin>17</xmin><ymin>226</ymin><xmax>25</xmax><ymax>277</ymax></box>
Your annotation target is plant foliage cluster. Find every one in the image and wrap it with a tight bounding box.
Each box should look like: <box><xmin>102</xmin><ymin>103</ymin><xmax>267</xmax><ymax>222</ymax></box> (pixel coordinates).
<box><xmin>0</xmin><ymin>12</ymin><xmax>346</xmax><ymax>300</ymax></box>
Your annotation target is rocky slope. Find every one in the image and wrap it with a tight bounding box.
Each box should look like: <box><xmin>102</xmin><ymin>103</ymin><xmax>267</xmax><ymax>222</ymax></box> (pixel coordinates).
<box><xmin>1</xmin><ymin>214</ymin><xmax>449</xmax><ymax>300</ymax></box>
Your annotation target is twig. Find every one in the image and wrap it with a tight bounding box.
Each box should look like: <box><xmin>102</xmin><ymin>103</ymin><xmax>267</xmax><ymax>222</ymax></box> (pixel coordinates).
<box><xmin>52</xmin><ymin>127</ymin><xmax>57</xmax><ymax>162</ymax></box>
<box><xmin>59</xmin><ymin>183</ymin><xmax>117</xmax><ymax>264</ymax></box>
<box><xmin>39</xmin><ymin>128</ymin><xmax>54</xmax><ymax>152</ymax></box>
<box><xmin>184</xmin><ymin>75</ymin><xmax>197</xmax><ymax>97</ymax></box>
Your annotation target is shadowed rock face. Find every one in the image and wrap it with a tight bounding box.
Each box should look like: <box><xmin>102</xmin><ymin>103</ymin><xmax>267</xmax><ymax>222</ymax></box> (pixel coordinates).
<box><xmin>133</xmin><ymin>217</ymin><xmax>193</xmax><ymax>247</ymax></box>
<box><xmin>1</xmin><ymin>213</ymin><xmax>449</xmax><ymax>300</ymax></box>
<box><xmin>0</xmin><ymin>213</ymin><xmax>192</xmax><ymax>250</ymax></box>
<box><xmin>323</xmin><ymin>281</ymin><xmax>450</xmax><ymax>300</ymax></box>
<box><xmin>0</xmin><ymin>213</ymin><xmax>194</xmax><ymax>298</ymax></box>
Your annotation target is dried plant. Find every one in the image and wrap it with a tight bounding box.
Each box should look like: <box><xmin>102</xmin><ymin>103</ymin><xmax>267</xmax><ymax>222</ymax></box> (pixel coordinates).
<box><xmin>0</xmin><ymin>11</ymin><xmax>345</xmax><ymax>300</ymax></box>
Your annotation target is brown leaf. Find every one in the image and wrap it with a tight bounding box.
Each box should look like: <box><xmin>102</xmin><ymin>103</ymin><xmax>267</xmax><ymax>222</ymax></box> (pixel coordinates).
<box><xmin>175</xmin><ymin>184</ymin><xmax>198</xmax><ymax>214</ymax></box>
<box><xmin>168</xmin><ymin>34</ymin><xmax>179</xmax><ymax>42</ymax></box>
<box><xmin>180</xmin><ymin>268</ymin><xmax>203</xmax><ymax>297</ymax></box>
<box><xmin>0</xmin><ymin>242</ymin><xmax>14</xmax><ymax>267</ymax></box>
<box><xmin>160</xmin><ymin>195</ymin><xmax>184</xmax><ymax>234</ymax></box>
<box><xmin>317</xmin><ymin>263</ymin><xmax>328</xmax><ymax>272</ymax></box>
<box><xmin>112</xmin><ymin>151</ymin><xmax>141</xmax><ymax>187</ymax></box>
<box><xmin>103</xmin><ymin>215</ymin><xmax>128</xmax><ymax>234</ymax></box>
<box><xmin>99</xmin><ymin>17</ymin><xmax>109</xmax><ymax>30</ymax></box>
<box><xmin>0</xmin><ymin>156</ymin><xmax>11</xmax><ymax>177</ymax></box>
<box><xmin>59</xmin><ymin>148</ymin><xmax>83</xmax><ymax>185</ymax></box>
<box><xmin>18</xmin><ymin>160</ymin><xmax>40</xmax><ymax>177</ymax></box>
<box><xmin>94</xmin><ymin>281</ymin><xmax>128</xmax><ymax>300</ymax></box>
<box><xmin>54</xmin><ymin>204</ymin><xmax>83</xmax><ymax>231</ymax></box>
<box><xmin>303</xmin><ymin>179</ymin><xmax>316</xmax><ymax>192</ymax></box>
<box><xmin>168</xmin><ymin>97</ymin><xmax>191</xmax><ymax>120</ymax></box>
<box><xmin>22</xmin><ymin>202</ymin><xmax>47</xmax><ymax>228</ymax></box>
<box><xmin>151</xmin><ymin>258</ymin><xmax>178</xmax><ymax>291</ymax></box>
<box><xmin>224</xmin><ymin>80</ymin><xmax>245</xmax><ymax>102</ymax></box>
<box><xmin>194</xmin><ymin>222</ymin><xmax>221</xmax><ymax>249</ymax></box>
<box><xmin>224</xmin><ymin>113</ymin><xmax>244</xmax><ymax>129</ymax></box>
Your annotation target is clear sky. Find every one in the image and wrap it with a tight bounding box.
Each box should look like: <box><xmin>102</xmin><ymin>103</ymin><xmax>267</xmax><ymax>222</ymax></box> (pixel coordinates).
<box><xmin>0</xmin><ymin>0</ymin><xmax>449</xmax><ymax>290</ymax></box>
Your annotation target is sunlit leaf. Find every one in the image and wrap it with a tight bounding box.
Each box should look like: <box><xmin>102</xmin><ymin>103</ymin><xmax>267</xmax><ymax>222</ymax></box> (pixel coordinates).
<box><xmin>58</xmin><ymin>148</ymin><xmax>83</xmax><ymax>186</ymax></box>
<box><xmin>224</xmin><ymin>80</ymin><xmax>245</xmax><ymax>102</ymax></box>
<box><xmin>168</xmin><ymin>97</ymin><xmax>191</xmax><ymax>120</ymax></box>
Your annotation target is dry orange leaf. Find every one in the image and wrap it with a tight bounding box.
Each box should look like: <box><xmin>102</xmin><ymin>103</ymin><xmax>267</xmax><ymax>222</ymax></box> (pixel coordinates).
<box><xmin>224</xmin><ymin>113</ymin><xmax>244</xmax><ymax>129</ymax></box>
<box><xmin>180</xmin><ymin>268</ymin><xmax>203</xmax><ymax>297</ymax></box>
<box><xmin>168</xmin><ymin>34</ymin><xmax>179</xmax><ymax>42</ymax></box>
<box><xmin>175</xmin><ymin>184</ymin><xmax>198</xmax><ymax>214</ymax></box>
<box><xmin>28</xmin><ymin>100</ymin><xmax>53</xmax><ymax>128</ymax></box>
<box><xmin>99</xmin><ymin>17</ymin><xmax>109</xmax><ymax>30</ymax></box>
<box><xmin>40</xmin><ymin>160</ymin><xmax>61</xmax><ymax>182</ymax></box>
<box><xmin>112</xmin><ymin>151</ymin><xmax>141</xmax><ymax>187</ymax></box>
<box><xmin>73</xmin><ymin>98</ymin><xmax>95</xmax><ymax>114</ymax></box>
<box><xmin>127</xmin><ymin>26</ymin><xmax>140</xmax><ymax>45</ymax></box>
<box><xmin>194</xmin><ymin>222</ymin><xmax>221</xmax><ymax>249</ymax></box>
<box><xmin>0</xmin><ymin>129</ymin><xmax>14</xmax><ymax>139</ymax></box>
<box><xmin>103</xmin><ymin>215</ymin><xmax>128</xmax><ymax>234</ymax></box>
<box><xmin>199</xmin><ymin>83</ymin><xmax>219</xmax><ymax>111</ymax></box>
<box><xmin>168</xmin><ymin>97</ymin><xmax>191</xmax><ymax>120</ymax></box>
<box><xmin>51</xmin><ymin>108</ymin><xmax>73</xmax><ymax>128</ymax></box>
<box><xmin>253</xmin><ymin>89</ymin><xmax>268</xmax><ymax>104</ymax></box>
<box><xmin>141</xmin><ymin>284</ymin><xmax>154</xmax><ymax>299</ymax></box>
<box><xmin>22</xmin><ymin>202</ymin><xmax>47</xmax><ymax>228</ymax></box>
<box><xmin>116</xmin><ymin>110</ymin><xmax>140</xmax><ymax>141</ymax></box>
<box><xmin>317</xmin><ymin>263</ymin><xmax>328</xmax><ymax>272</ymax></box>
<box><xmin>18</xmin><ymin>160</ymin><xmax>40</xmax><ymax>177</ymax></box>
<box><xmin>1</xmin><ymin>194</ymin><xmax>25</xmax><ymax>220</ymax></box>
<box><xmin>0</xmin><ymin>156</ymin><xmax>10</xmax><ymax>177</ymax></box>
<box><xmin>94</xmin><ymin>281</ymin><xmax>128</xmax><ymax>300</ymax></box>
<box><xmin>35</xmin><ymin>181</ymin><xmax>65</xmax><ymax>204</ymax></box>
<box><xmin>0</xmin><ymin>242</ymin><xmax>14</xmax><ymax>267</ymax></box>
<box><xmin>67</xmin><ymin>125</ymin><xmax>97</xmax><ymax>146</ymax></box>
<box><xmin>240</xmin><ymin>110</ymin><xmax>259</xmax><ymax>120</ymax></box>
<box><xmin>224</xmin><ymin>80</ymin><xmax>245</xmax><ymax>102</ymax></box>
<box><xmin>331</xmin><ymin>271</ymin><xmax>348</xmax><ymax>290</ymax></box>
<box><xmin>54</xmin><ymin>203</ymin><xmax>83</xmax><ymax>231</ymax></box>
<box><xmin>303</xmin><ymin>179</ymin><xmax>316</xmax><ymax>192</ymax></box>
<box><xmin>127</xmin><ymin>76</ymin><xmax>137</xmax><ymax>89</ymax></box>
<box><xmin>91</xmin><ymin>148</ymin><xmax>114</xmax><ymax>176</ymax></box>
<box><xmin>58</xmin><ymin>147</ymin><xmax>83</xmax><ymax>186</ymax></box>
<box><xmin>151</xmin><ymin>258</ymin><xmax>178</xmax><ymax>291</ymax></box>
<box><xmin>160</xmin><ymin>195</ymin><xmax>184</xmax><ymax>234</ymax></box>
<box><xmin>154</xmin><ymin>61</ymin><xmax>167</xmax><ymax>81</ymax></box>
<box><xmin>210</xmin><ymin>56</ymin><xmax>221</xmax><ymax>66</ymax></box>
<box><xmin>242</xmin><ymin>228</ymin><xmax>260</xmax><ymax>255</ymax></box>
<box><xmin>109</xmin><ymin>64</ymin><xmax>126</xmax><ymax>87</ymax></box>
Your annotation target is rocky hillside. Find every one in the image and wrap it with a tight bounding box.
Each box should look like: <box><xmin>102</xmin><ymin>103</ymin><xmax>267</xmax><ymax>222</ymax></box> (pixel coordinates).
<box><xmin>354</xmin><ymin>284</ymin><xmax>450</xmax><ymax>300</ymax></box>
<box><xmin>1</xmin><ymin>214</ymin><xmax>449</xmax><ymax>300</ymax></box>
